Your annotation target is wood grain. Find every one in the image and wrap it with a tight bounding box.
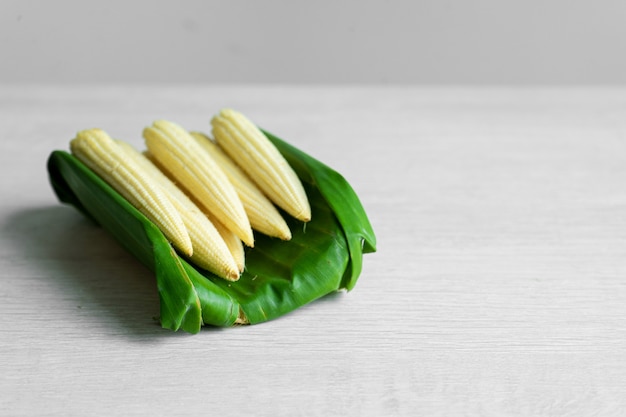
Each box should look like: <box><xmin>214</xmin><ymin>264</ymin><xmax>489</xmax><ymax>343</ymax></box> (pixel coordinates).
<box><xmin>1</xmin><ymin>85</ymin><xmax>626</xmax><ymax>416</ymax></box>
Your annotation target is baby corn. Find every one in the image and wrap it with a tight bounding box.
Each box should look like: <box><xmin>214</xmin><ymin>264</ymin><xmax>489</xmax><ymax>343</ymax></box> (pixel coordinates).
<box><xmin>116</xmin><ymin>141</ymin><xmax>240</xmax><ymax>281</ymax></box>
<box><xmin>70</xmin><ymin>128</ymin><xmax>193</xmax><ymax>257</ymax></box>
<box><xmin>143</xmin><ymin>120</ymin><xmax>254</xmax><ymax>247</ymax></box>
<box><xmin>144</xmin><ymin>150</ymin><xmax>246</xmax><ymax>273</ymax></box>
<box><xmin>211</xmin><ymin>109</ymin><xmax>311</xmax><ymax>222</ymax></box>
<box><xmin>208</xmin><ymin>213</ymin><xmax>246</xmax><ymax>273</ymax></box>
<box><xmin>190</xmin><ymin>132</ymin><xmax>292</xmax><ymax>241</ymax></box>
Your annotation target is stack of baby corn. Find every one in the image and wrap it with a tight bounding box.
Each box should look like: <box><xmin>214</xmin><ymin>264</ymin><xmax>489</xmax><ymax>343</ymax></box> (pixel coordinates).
<box><xmin>69</xmin><ymin>108</ymin><xmax>311</xmax><ymax>281</ymax></box>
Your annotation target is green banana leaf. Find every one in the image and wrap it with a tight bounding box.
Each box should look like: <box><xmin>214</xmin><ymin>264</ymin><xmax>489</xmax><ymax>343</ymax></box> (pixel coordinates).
<box><xmin>47</xmin><ymin>130</ymin><xmax>376</xmax><ymax>333</ymax></box>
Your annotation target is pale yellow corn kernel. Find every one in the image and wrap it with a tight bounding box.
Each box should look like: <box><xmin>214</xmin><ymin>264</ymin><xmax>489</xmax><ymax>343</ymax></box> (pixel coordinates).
<box><xmin>143</xmin><ymin>120</ymin><xmax>254</xmax><ymax>247</ymax></box>
<box><xmin>116</xmin><ymin>141</ymin><xmax>240</xmax><ymax>281</ymax></box>
<box><xmin>211</xmin><ymin>109</ymin><xmax>311</xmax><ymax>222</ymax></box>
<box><xmin>70</xmin><ymin>129</ymin><xmax>193</xmax><ymax>257</ymax></box>
<box><xmin>190</xmin><ymin>131</ymin><xmax>292</xmax><ymax>241</ymax></box>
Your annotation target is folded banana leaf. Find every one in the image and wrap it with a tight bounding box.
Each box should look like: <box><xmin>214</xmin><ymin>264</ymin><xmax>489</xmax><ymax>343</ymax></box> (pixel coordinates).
<box><xmin>47</xmin><ymin>130</ymin><xmax>376</xmax><ymax>333</ymax></box>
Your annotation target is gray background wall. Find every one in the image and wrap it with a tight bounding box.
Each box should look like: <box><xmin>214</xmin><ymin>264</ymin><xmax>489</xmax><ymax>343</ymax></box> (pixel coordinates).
<box><xmin>2</xmin><ymin>0</ymin><xmax>626</xmax><ymax>84</ymax></box>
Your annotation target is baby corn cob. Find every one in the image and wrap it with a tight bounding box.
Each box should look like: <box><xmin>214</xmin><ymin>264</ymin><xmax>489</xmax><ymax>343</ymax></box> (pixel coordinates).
<box><xmin>116</xmin><ymin>141</ymin><xmax>240</xmax><ymax>281</ymax></box>
<box><xmin>190</xmin><ymin>132</ymin><xmax>292</xmax><ymax>241</ymax></box>
<box><xmin>211</xmin><ymin>109</ymin><xmax>311</xmax><ymax>222</ymax></box>
<box><xmin>208</xmin><ymin>214</ymin><xmax>246</xmax><ymax>273</ymax></box>
<box><xmin>145</xmin><ymin>150</ymin><xmax>246</xmax><ymax>273</ymax></box>
<box><xmin>70</xmin><ymin>128</ymin><xmax>193</xmax><ymax>257</ymax></box>
<box><xmin>143</xmin><ymin>120</ymin><xmax>254</xmax><ymax>247</ymax></box>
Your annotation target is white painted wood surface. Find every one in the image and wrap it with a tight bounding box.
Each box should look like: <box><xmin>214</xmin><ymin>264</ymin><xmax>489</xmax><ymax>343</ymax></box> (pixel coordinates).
<box><xmin>1</xmin><ymin>85</ymin><xmax>626</xmax><ymax>416</ymax></box>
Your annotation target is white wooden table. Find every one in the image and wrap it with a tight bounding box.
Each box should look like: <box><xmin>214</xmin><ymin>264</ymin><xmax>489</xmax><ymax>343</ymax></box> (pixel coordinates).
<box><xmin>2</xmin><ymin>85</ymin><xmax>625</xmax><ymax>416</ymax></box>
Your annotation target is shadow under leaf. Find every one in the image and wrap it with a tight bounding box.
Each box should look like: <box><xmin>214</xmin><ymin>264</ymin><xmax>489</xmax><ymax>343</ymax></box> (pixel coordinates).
<box><xmin>1</xmin><ymin>204</ymin><xmax>192</xmax><ymax>340</ymax></box>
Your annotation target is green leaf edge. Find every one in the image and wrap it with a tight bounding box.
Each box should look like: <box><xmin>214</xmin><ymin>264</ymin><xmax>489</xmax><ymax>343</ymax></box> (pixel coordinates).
<box><xmin>263</xmin><ymin>130</ymin><xmax>377</xmax><ymax>290</ymax></box>
<box><xmin>48</xmin><ymin>150</ymin><xmax>211</xmax><ymax>333</ymax></box>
